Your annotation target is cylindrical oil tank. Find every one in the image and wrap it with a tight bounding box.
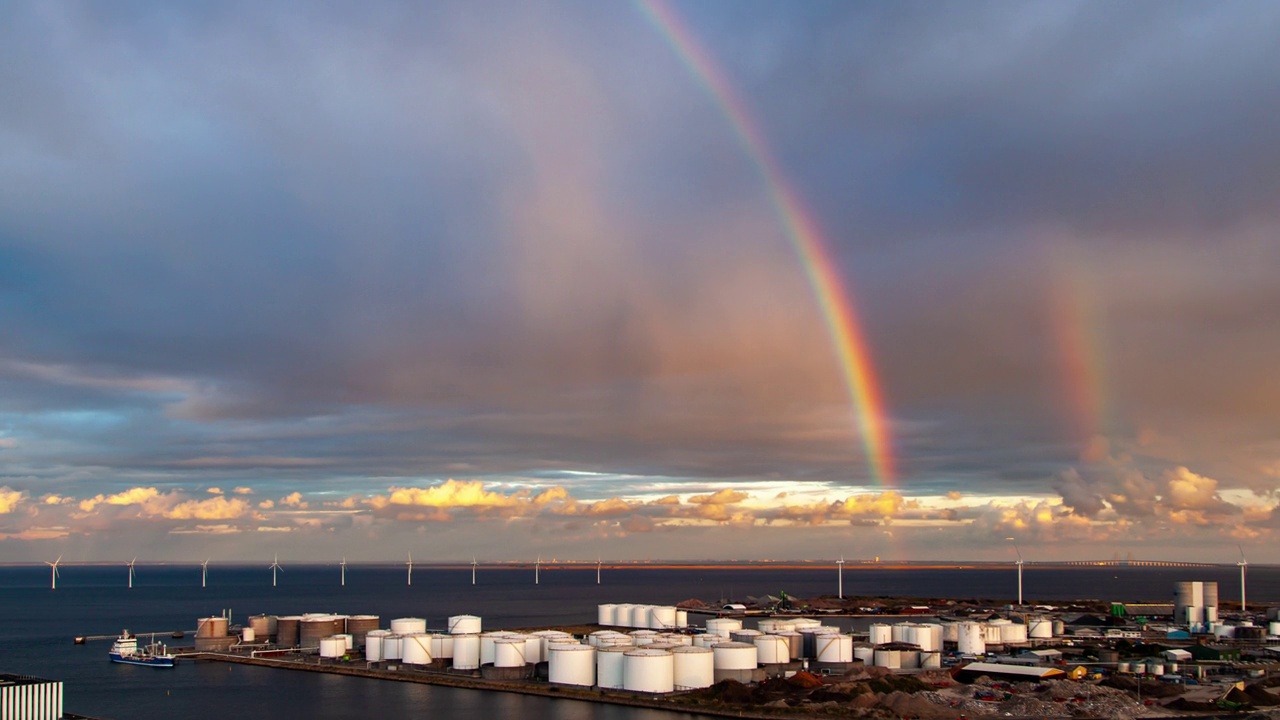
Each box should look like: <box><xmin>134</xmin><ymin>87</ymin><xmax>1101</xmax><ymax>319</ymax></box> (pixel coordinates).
<box><xmin>712</xmin><ymin>642</ymin><xmax>757</xmax><ymax>670</ymax></box>
<box><xmin>705</xmin><ymin>618</ymin><xmax>742</xmax><ymax>637</ymax></box>
<box><xmin>730</xmin><ymin>629</ymin><xmax>762</xmax><ymax>644</ymax></box>
<box><xmin>957</xmin><ymin>622</ymin><xmax>985</xmax><ymax>655</ymax></box>
<box><xmin>650</xmin><ymin>606</ymin><xmax>677</xmax><ymax>630</ymax></box>
<box><xmin>982</xmin><ymin>624</ymin><xmax>1003</xmax><ymax>644</ymax></box>
<box><xmin>999</xmin><ymin>623</ymin><xmax>1027</xmax><ymax>644</ymax></box>
<box><xmin>276</xmin><ymin>616</ymin><xmax>301</xmax><ymax>647</ymax></box>
<box><xmin>597</xmin><ymin>646</ymin><xmax>631</xmax><ymax>689</ymax></box>
<box><xmin>854</xmin><ymin>644</ymin><xmax>875</xmax><ymax>664</ymax></box>
<box><xmin>241</xmin><ymin>628</ymin><xmax>256</xmax><ymax>643</ymax></box>
<box><xmin>448</xmin><ymin>615</ymin><xmax>481</xmax><ymax>635</ymax></box>
<box><xmin>1213</xmin><ymin>624</ymin><xmax>1234</xmax><ymax>639</ymax></box>
<box><xmin>345</xmin><ymin>616</ymin><xmax>380</xmax><ymax>648</ymax></box>
<box><xmin>598</xmin><ymin>604</ymin><xmax>618</xmax><ymax>627</ymax></box>
<box><xmin>480</xmin><ymin>631</ymin><xmax>512</xmax><ymax>665</ymax></box>
<box><xmin>429</xmin><ymin>633</ymin><xmax>454</xmax><ymax>659</ymax></box>
<box><xmin>816</xmin><ymin>634</ymin><xmax>853</xmax><ymax>663</ymax></box>
<box><xmin>942</xmin><ymin>623</ymin><xmax>959</xmax><ymax>643</ymax></box>
<box><xmin>655</xmin><ymin>633</ymin><xmax>692</xmax><ymax>646</ymax></box>
<box><xmin>301</xmin><ymin>615</ymin><xmax>346</xmax><ymax>649</ymax></box>
<box><xmin>754</xmin><ymin>635</ymin><xmax>790</xmax><ymax>665</ymax></box>
<box><xmin>1169</xmin><ymin>663</ymin><xmax>1179</xmax><ymax>673</ymax></box>
<box><xmin>365</xmin><ymin>630</ymin><xmax>390</xmax><ymax>662</ymax></box>
<box><xmin>197</xmin><ymin>617</ymin><xmax>228</xmax><ymax>638</ymax></box>
<box><xmin>1203</xmin><ymin>582</ymin><xmax>1218</xmax><ymax>615</ymax></box>
<box><xmin>777</xmin><ymin>631</ymin><xmax>803</xmax><ymax>660</ymax></box>
<box><xmin>1028</xmin><ymin>616</ymin><xmax>1053</xmax><ymax>639</ymax></box>
<box><xmin>623</xmin><ymin>648</ymin><xmax>674</xmax><ymax>693</ymax></box>
<box><xmin>672</xmin><ymin>646</ymin><xmax>714</xmax><ymax>690</ymax></box>
<box><xmin>1269</xmin><ymin>621</ymin><xmax>1280</xmax><ymax>636</ymax></box>
<box><xmin>921</xmin><ymin>651</ymin><xmax>942</xmax><ymax>669</ymax></box>
<box><xmin>1148</xmin><ymin>662</ymin><xmax>1164</xmax><ymax>676</ymax></box>
<box><xmin>1052</xmin><ymin>619</ymin><xmax>1065</xmax><ymax>636</ymax></box>
<box><xmin>319</xmin><ymin>636</ymin><xmax>346</xmax><ymax>659</ymax></box>
<box><xmin>869</xmin><ymin>623</ymin><xmax>892</xmax><ymax>645</ymax></box>
<box><xmin>531</xmin><ymin>631</ymin><xmax>571</xmax><ymax>662</ymax></box>
<box><xmin>630</xmin><ymin>605</ymin><xmax>651</xmax><ymax>629</ymax></box>
<box><xmin>676</xmin><ymin>610</ymin><xmax>688</xmax><ymax>628</ymax></box>
<box><xmin>382</xmin><ymin>634</ymin><xmax>404</xmax><ymax>661</ymax></box>
<box><xmin>390</xmin><ymin>617</ymin><xmax>427</xmax><ymax>636</ymax></box>
<box><xmin>249</xmin><ymin>614</ymin><xmax>273</xmax><ymax>640</ymax></box>
<box><xmin>615</xmin><ymin>604</ymin><xmax>636</xmax><ymax>628</ymax></box>
<box><xmin>336</xmin><ymin>634</ymin><xmax>353</xmax><ymax>652</ymax></box>
<box><xmin>920</xmin><ymin>624</ymin><xmax>944</xmax><ymax>652</ymax></box>
<box><xmin>900</xmin><ymin>650</ymin><xmax>920</xmax><ymax>669</ymax></box>
<box><xmin>758</xmin><ymin>619</ymin><xmax>795</xmax><ymax>634</ymax></box>
<box><xmin>629</xmin><ymin>630</ymin><xmax>658</xmax><ymax>646</ymax></box>
<box><xmin>1117</xmin><ymin>661</ymin><xmax>1131</xmax><ymax>673</ymax></box>
<box><xmin>402</xmin><ymin>633</ymin><xmax>433</xmax><ymax>665</ymax></box>
<box><xmin>494</xmin><ymin>638</ymin><xmax>528</xmax><ymax>668</ymax></box>
<box><xmin>452</xmin><ymin>634</ymin><xmax>481</xmax><ymax>670</ymax></box>
<box><xmin>1237</xmin><ymin>626</ymin><xmax>1265</xmax><ymax>640</ymax></box>
<box><xmin>874</xmin><ymin>648</ymin><xmax>901</xmax><ymax>668</ymax></box>
<box><xmin>892</xmin><ymin>623</ymin><xmax>912</xmax><ymax>644</ymax></box>
<box><xmin>791</xmin><ymin>618</ymin><xmax>821</xmax><ymax>630</ymax></box>
<box><xmin>592</xmin><ymin>631</ymin><xmax>631</xmax><ymax>647</ymax></box>
<box><xmin>548</xmin><ymin>645</ymin><xmax>595</xmax><ymax>686</ymax></box>
<box><xmin>521</xmin><ymin>635</ymin><xmax>541</xmax><ymax>664</ymax></box>
<box><xmin>645</xmin><ymin>642</ymin><xmax>680</xmax><ymax>652</ymax></box>
<box><xmin>692</xmin><ymin>634</ymin><xmax>718</xmax><ymax>648</ymax></box>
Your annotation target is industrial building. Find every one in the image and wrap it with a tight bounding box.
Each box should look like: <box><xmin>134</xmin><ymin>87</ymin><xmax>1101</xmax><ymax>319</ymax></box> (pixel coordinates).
<box><xmin>0</xmin><ymin>674</ymin><xmax>63</xmax><ymax>720</ymax></box>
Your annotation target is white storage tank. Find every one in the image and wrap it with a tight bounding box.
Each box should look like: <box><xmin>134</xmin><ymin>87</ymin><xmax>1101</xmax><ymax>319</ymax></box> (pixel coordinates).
<box><xmin>1028</xmin><ymin>616</ymin><xmax>1054</xmax><ymax>639</ymax></box>
<box><xmin>712</xmin><ymin>642</ymin><xmax>758</xmax><ymax>670</ymax></box>
<box><xmin>448</xmin><ymin>615</ymin><xmax>482</xmax><ymax>635</ymax></box>
<box><xmin>531</xmin><ymin>630</ymin><xmax>573</xmax><ymax>662</ymax></box>
<box><xmin>791</xmin><ymin>618</ymin><xmax>822</xmax><ymax>630</ymax></box>
<box><xmin>873</xmin><ymin>648</ymin><xmax>901</xmax><ymax>669</ymax></box>
<box><xmin>1269</xmin><ymin>621</ymin><xmax>1280</xmax><ymax>637</ymax></box>
<box><xmin>650</xmin><ymin>606</ymin><xmax>677</xmax><ymax>630</ymax></box>
<box><xmin>548</xmin><ymin>644</ymin><xmax>595</xmax><ymax>687</ymax></box>
<box><xmin>494</xmin><ymin>638</ymin><xmax>528</xmax><ymax>668</ymax></box>
<box><xmin>919</xmin><ymin>624</ymin><xmax>943</xmax><ymax>652</ymax></box>
<box><xmin>655</xmin><ymin>633</ymin><xmax>692</xmax><ymax>646</ymax></box>
<box><xmin>319</xmin><ymin>636</ymin><xmax>347</xmax><ymax>659</ymax></box>
<box><xmin>692</xmin><ymin>634</ymin><xmax>719</xmax><ymax>648</ymax></box>
<box><xmin>982</xmin><ymin>623</ymin><xmax>1004</xmax><ymax>644</ymax></box>
<box><xmin>452</xmin><ymin>634</ymin><xmax>481</xmax><ymax>670</ymax></box>
<box><xmin>892</xmin><ymin>623</ymin><xmax>913</xmax><ymax>644</ymax></box>
<box><xmin>598</xmin><ymin>604</ymin><xmax>619</xmax><ymax>627</ymax></box>
<box><xmin>249</xmin><ymin>614</ymin><xmax>274</xmax><ymax>640</ymax></box>
<box><xmin>754</xmin><ymin>635</ymin><xmax>790</xmax><ymax>665</ymax></box>
<box><xmin>391</xmin><ymin>618</ymin><xmax>427</xmax><ymax>636</ymax></box>
<box><xmin>402</xmin><ymin>634</ymin><xmax>433</xmax><ymax>665</ymax></box>
<box><xmin>241</xmin><ymin>628</ymin><xmax>256</xmax><ymax>643</ymax></box>
<box><xmin>631</xmin><ymin>605</ymin><xmax>652</xmax><ymax>629</ymax></box>
<box><xmin>623</xmin><ymin>648</ymin><xmax>675</xmax><ymax>693</ymax></box>
<box><xmin>1147</xmin><ymin>661</ymin><xmax>1164</xmax><ymax>676</ymax></box>
<box><xmin>614</xmin><ymin>604</ymin><xmax>635</xmax><ymax>628</ymax></box>
<box><xmin>942</xmin><ymin>622</ymin><xmax>959</xmax><ymax>643</ymax></box>
<box><xmin>921</xmin><ymin>651</ymin><xmax>942</xmax><ymax>669</ymax></box>
<box><xmin>336</xmin><ymin>633</ymin><xmax>353</xmax><ymax>651</ymax></box>
<box><xmin>382</xmin><ymin>634</ymin><xmax>403</xmax><ymax>661</ymax></box>
<box><xmin>630</xmin><ymin>630</ymin><xmax>658</xmax><ymax>646</ymax></box>
<box><xmin>597</xmin><ymin>646</ymin><xmax>632</xmax><ymax>689</ymax></box>
<box><xmin>365</xmin><ymin>630</ymin><xmax>390</xmax><ymax>662</ymax></box>
<box><xmin>672</xmin><ymin>646</ymin><xmax>714</xmax><ymax>690</ymax></box>
<box><xmin>816</xmin><ymin>634</ymin><xmax>853</xmax><ymax>663</ymax></box>
<box><xmin>900</xmin><ymin>650</ymin><xmax>920</xmax><ymax>669</ymax></box>
<box><xmin>1117</xmin><ymin>661</ymin><xmax>1132</xmax><ymax>674</ymax></box>
<box><xmin>481</xmin><ymin>631</ymin><xmax>513</xmax><ymax>665</ymax></box>
<box><xmin>853</xmin><ymin>644</ymin><xmax>875</xmax><ymax>664</ymax></box>
<box><xmin>705</xmin><ymin>618</ymin><xmax>742</xmax><ymax>637</ymax></box>
<box><xmin>730</xmin><ymin>629</ymin><xmax>762</xmax><ymax>644</ymax></box>
<box><xmin>869</xmin><ymin>623</ymin><xmax>892</xmax><ymax>645</ymax></box>
<box><xmin>676</xmin><ymin>610</ymin><xmax>688</xmax><ymax>629</ymax></box>
<box><xmin>777</xmin><ymin>631</ymin><xmax>803</xmax><ymax>660</ymax></box>
<box><xmin>999</xmin><ymin>623</ymin><xmax>1028</xmax><ymax>644</ymax></box>
<box><xmin>429</xmin><ymin>633</ymin><xmax>455</xmax><ymax>660</ymax></box>
<box><xmin>957</xmin><ymin>622</ymin><xmax>985</xmax><ymax>655</ymax></box>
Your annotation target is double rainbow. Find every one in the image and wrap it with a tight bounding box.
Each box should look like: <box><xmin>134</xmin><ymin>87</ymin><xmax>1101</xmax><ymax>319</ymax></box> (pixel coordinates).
<box><xmin>637</xmin><ymin>0</ymin><xmax>894</xmax><ymax>484</ymax></box>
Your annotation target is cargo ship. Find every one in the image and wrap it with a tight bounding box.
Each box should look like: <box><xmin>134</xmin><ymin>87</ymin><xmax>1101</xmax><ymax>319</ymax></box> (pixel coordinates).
<box><xmin>109</xmin><ymin>631</ymin><xmax>176</xmax><ymax>667</ymax></box>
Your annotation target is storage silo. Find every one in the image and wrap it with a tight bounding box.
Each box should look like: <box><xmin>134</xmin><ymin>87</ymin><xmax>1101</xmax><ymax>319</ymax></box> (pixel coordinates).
<box><xmin>319</xmin><ymin>636</ymin><xmax>347</xmax><ymax>659</ymax></box>
<box><xmin>1268</xmin><ymin>621</ymin><xmax>1280</xmax><ymax>636</ymax></box>
<box><xmin>942</xmin><ymin>622</ymin><xmax>959</xmax><ymax>643</ymax></box>
<box><xmin>705</xmin><ymin>618</ymin><xmax>742</xmax><ymax>637</ymax></box>
<box><xmin>900</xmin><ymin>650</ymin><xmax>920</xmax><ymax>669</ymax></box>
<box><xmin>816</xmin><ymin>634</ymin><xmax>853</xmax><ymax>663</ymax></box>
<box><xmin>791</xmin><ymin>618</ymin><xmax>821</xmax><ymax>630</ymax></box>
<box><xmin>956</xmin><ymin>622</ymin><xmax>985</xmax><ymax>655</ymax></box>
<box><xmin>402</xmin><ymin>634</ymin><xmax>433</xmax><ymax>665</ymax></box>
<box><xmin>754</xmin><ymin>635</ymin><xmax>790</xmax><ymax>665</ymax></box>
<box><xmin>494</xmin><ymin>638</ymin><xmax>527</xmax><ymax>668</ymax></box>
<box><xmin>390</xmin><ymin>617</ymin><xmax>427</xmax><ymax>636</ymax></box>
<box><xmin>597</xmin><ymin>646</ymin><xmax>632</xmax><ymax>689</ymax></box>
<box><xmin>675</xmin><ymin>610</ymin><xmax>688</xmax><ymax>629</ymax></box>
<box><xmin>452</xmin><ymin>634</ymin><xmax>481</xmax><ymax>670</ymax></box>
<box><xmin>655</xmin><ymin>633</ymin><xmax>692</xmax><ymax>646</ymax></box>
<box><xmin>730</xmin><ymin>629</ymin><xmax>762</xmax><ymax>644</ymax></box>
<box><xmin>249</xmin><ymin>614</ymin><xmax>274</xmax><ymax>641</ymax></box>
<box><xmin>1203</xmin><ymin>582</ymin><xmax>1219</xmax><ymax>622</ymax></box>
<box><xmin>448</xmin><ymin>615</ymin><xmax>482</xmax><ymax>635</ymax></box>
<box><xmin>429</xmin><ymin>633</ymin><xmax>455</xmax><ymax>660</ymax></box>
<box><xmin>480</xmin><ymin>631</ymin><xmax>512</xmax><ymax>665</ymax></box>
<box><xmin>276</xmin><ymin>616</ymin><xmax>301</xmax><ymax>647</ymax></box>
<box><xmin>692</xmin><ymin>634</ymin><xmax>718</xmax><ymax>648</ymax></box>
<box><xmin>712</xmin><ymin>641</ymin><xmax>758</xmax><ymax>683</ymax></box>
<box><xmin>776</xmin><ymin>631</ymin><xmax>803</xmax><ymax>660</ymax></box>
<box><xmin>671</xmin><ymin>646</ymin><xmax>714</xmax><ymax>690</ymax></box>
<box><xmin>853</xmin><ymin>643</ymin><xmax>874</xmax><ymax>664</ymax></box>
<box><xmin>891</xmin><ymin>623</ymin><xmax>912</xmax><ymax>644</ymax></box>
<box><xmin>382</xmin><ymin>634</ymin><xmax>404</xmax><ymax>661</ymax></box>
<box><xmin>365</xmin><ymin>630</ymin><xmax>390</xmax><ymax>662</ymax></box>
<box><xmin>615</xmin><ymin>604</ymin><xmax>636</xmax><ymax>628</ymax></box>
<box><xmin>873</xmin><ymin>648</ymin><xmax>901</xmax><ymax>669</ymax></box>
<box><xmin>650</xmin><ymin>606</ymin><xmax>677</xmax><ymax>630</ymax></box>
<box><xmin>629</xmin><ymin>630</ymin><xmax>658</xmax><ymax>646</ymax></box>
<box><xmin>999</xmin><ymin>623</ymin><xmax>1027</xmax><ymax>644</ymax></box>
<box><xmin>548</xmin><ymin>645</ymin><xmax>595</xmax><ymax>686</ymax></box>
<box><xmin>982</xmin><ymin>623</ymin><xmax>1003</xmax><ymax>644</ymax></box>
<box><xmin>301</xmin><ymin>615</ymin><xmax>346</xmax><ymax>649</ymax></box>
<box><xmin>197</xmin><ymin>617</ymin><xmax>228</xmax><ymax>638</ymax></box>
<box><xmin>623</xmin><ymin>648</ymin><xmax>675</xmax><ymax>693</ymax></box>
<box><xmin>1027</xmin><ymin>616</ymin><xmax>1053</xmax><ymax>639</ymax></box>
<box><xmin>869</xmin><ymin>623</ymin><xmax>892</xmax><ymax>645</ymax></box>
<box><xmin>920</xmin><ymin>651</ymin><xmax>942</xmax><ymax>669</ymax></box>
<box><xmin>345</xmin><ymin>616</ymin><xmax>380</xmax><ymax>649</ymax></box>
<box><xmin>630</xmin><ymin>605</ymin><xmax>652</xmax><ymax>629</ymax></box>
<box><xmin>598</xmin><ymin>604</ymin><xmax>618</xmax><ymax>627</ymax></box>
<box><xmin>240</xmin><ymin>628</ymin><xmax>256</xmax><ymax>643</ymax></box>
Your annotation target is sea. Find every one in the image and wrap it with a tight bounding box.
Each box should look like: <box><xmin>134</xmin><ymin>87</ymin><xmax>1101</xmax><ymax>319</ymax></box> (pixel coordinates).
<box><xmin>1</xmin><ymin>563</ymin><xmax>1275</xmax><ymax>719</ymax></box>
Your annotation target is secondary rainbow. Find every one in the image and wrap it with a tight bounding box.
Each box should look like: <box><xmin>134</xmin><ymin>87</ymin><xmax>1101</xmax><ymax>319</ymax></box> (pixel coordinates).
<box><xmin>637</xmin><ymin>0</ymin><xmax>894</xmax><ymax>484</ymax></box>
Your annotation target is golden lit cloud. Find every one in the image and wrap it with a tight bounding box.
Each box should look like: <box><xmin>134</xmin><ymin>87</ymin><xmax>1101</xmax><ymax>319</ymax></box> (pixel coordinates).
<box><xmin>0</xmin><ymin>487</ymin><xmax>26</xmax><ymax>514</ymax></box>
<box><xmin>164</xmin><ymin>496</ymin><xmax>251</xmax><ymax>520</ymax></box>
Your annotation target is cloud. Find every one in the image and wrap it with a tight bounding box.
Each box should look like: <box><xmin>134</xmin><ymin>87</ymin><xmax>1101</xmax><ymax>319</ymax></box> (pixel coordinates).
<box><xmin>206</xmin><ymin>487</ymin><xmax>224</xmax><ymax>495</ymax></box>
<box><xmin>164</xmin><ymin>496</ymin><xmax>251</xmax><ymax>520</ymax></box>
<box><xmin>688</xmin><ymin>489</ymin><xmax>748</xmax><ymax>505</ymax></box>
<box><xmin>0</xmin><ymin>487</ymin><xmax>26</xmax><ymax>514</ymax></box>
<box><xmin>279</xmin><ymin>492</ymin><xmax>307</xmax><ymax>509</ymax></box>
<box><xmin>1163</xmin><ymin>467</ymin><xmax>1219</xmax><ymax>510</ymax></box>
<box><xmin>233</xmin><ymin>487</ymin><xmax>254</xmax><ymax>495</ymax></box>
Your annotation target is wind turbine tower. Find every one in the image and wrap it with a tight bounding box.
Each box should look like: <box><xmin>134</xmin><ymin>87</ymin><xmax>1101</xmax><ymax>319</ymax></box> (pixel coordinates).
<box><xmin>201</xmin><ymin>559</ymin><xmax>209</xmax><ymax>588</ymax></box>
<box><xmin>1237</xmin><ymin>545</ymin><xmax>1248</xmax><ymax>612</ymax></box>
<box><xmin>1014</xmin><ymin>545</ymin><xmax>1025</xmax><ymax>606</ymax></box>
<box><xmin>535</xmin><ymin>556</ymin><xmax>541</xmax><ymax>585</ymax></box>
<box><xmin>837</xmin><ymin>556</ymin><xmax>845</xmax><ymax>599</ymax></box>
<box><xmin>269</xmin><ymin>555</ymin><xmax>283</xmax><ymax>587</ymax></box>
<box><xmin>471</xmin><ymin>557</ymin><xmax>477</xmax><ymax>586</ymax></box>
<box><xmin>46</xmin><ymin>556</ymin><xmax>61</xmax><ymax>590</ymax></box>
<box><xmin>406</xmin><ymin>552</ymin><xmax>413</xmax><ymax>586</ymax></box>
<box><xmin>597</xmin><ymin>557</ymin><xmax>602</xmax><ymax>585</ymax></box>
<box><xmin>127</xmin><ymin>557</ymin><xmax>136</xmax><ymax>589</ymax></box>
<box><xmin>340</xmin><ymin>557</ymin><xmax>347</xmax><ymax>587</ymax></box>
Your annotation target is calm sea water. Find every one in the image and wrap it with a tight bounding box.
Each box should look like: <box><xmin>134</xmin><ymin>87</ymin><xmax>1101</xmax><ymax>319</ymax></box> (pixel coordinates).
<box><xmin>0</xmin><ymin>563</ymin><xmax>1274</xmax><ymax>719</ymax></box>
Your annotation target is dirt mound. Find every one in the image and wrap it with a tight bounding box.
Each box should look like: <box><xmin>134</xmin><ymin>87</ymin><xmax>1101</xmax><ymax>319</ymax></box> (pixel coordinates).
<box><xmin>701</xmin><ymin>679</ymin><xmax>753</xmax><ymax>704</ymax></box>
<box><xmin>1245</xmin><ymin>685</ymin><xmax>1280</xmax><ymax>706</ymax></box>
<box><xmin>1166</xmin><ymin>697</ymin><xmax>1222</xmax><ymax>712</ymax></box>
<box><xmin>785</xmin><ymin>671</ymin><xmax>824</xmax><ymax>690</ymax></box>
<box><xmin>879</xmin><ymin>690</ymin><xmax>960</xmax><ymax>719</ymax></box>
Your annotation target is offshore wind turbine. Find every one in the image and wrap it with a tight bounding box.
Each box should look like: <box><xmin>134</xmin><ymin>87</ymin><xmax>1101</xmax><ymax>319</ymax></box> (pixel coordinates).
<box><xmin>535</xmin><ymin>555</ymin><xmax>541</xmax><ymax>585</ymax></box>
<box><xmin>837</xmin><ymin>556</ymin><xmax>845</xmax><ymax>599</ymax></box>
<box><xmin>406</xmin><ymin>552</ymin><xmax>413</xmax><ymax>586</ymax></box>
<box><xmin>201</xmin><ymin>558</ymin><xmax>209</xmax><ymax>588</ymax></box>
<box><xmin>1237</xmin><ymin>545</ymin><xmax>1248</xmax><ymax>612</ymax></box>
<box><xmin>471</xmin><ymin>557</ymin><xmax>477</xmax><ymax>586</ymax></box>
<box><xmin>1014</xmin><ymin>545</ymin><xmax>1025</xmax><ymax>606</ymax></box>
<box><xmin>269</xmin><ymin>554</ymin><xmax>283</xmax><ymax>587</ymax></box>
<box><xmin>596</xmin><ymin>556</ymin><xmax>601</xmax><ymax>585</ymax></box>
<box><xmin>46</xmin><ymin>556</ymin><xmax>61</xmax><ymax>590</ymax></box>
<box><xmin>340</xmin><ymin>557</ymin><xmax>346</xmax><ymax>587</ymax></box>
<box><xmin>127</xmin><ymin>557</ymin><xmax>136</xmax><ymax>589</ymax></box>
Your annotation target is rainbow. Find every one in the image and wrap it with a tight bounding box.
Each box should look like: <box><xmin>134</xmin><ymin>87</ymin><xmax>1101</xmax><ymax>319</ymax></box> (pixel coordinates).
<box><xmin>1049</xmin><ymin>258</ymin><xmax>1110</xmax><ymax>442</ymax></box>
<box><xmin>636</xmin><ymin>0</ymin><xmax>894</xmax><ymax>484</ymax></box>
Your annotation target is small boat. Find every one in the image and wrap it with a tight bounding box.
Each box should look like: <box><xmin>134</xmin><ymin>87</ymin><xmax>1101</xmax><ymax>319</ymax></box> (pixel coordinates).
<box><xmin>109</xmin><ymin>630</ymin><xmax>176</xmax><ymax>667</ymax></box>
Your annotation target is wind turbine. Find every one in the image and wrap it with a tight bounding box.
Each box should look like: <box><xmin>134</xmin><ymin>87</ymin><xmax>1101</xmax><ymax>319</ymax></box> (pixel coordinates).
<box><xmin>1237</xmin><ymin>545</ymin><xmax>1248</xmax><ymax>613</ymax></box>
<box><xmin>340</xmin><ymin>557</ymin><xmax>346</xmax><ymax>587</ymax></box>
<box><xmin>127</xmin><ymin>557</ymin><xmax>136</xmax><ymax>589</ymax></box>
<box><xmin>471</xmin><ymin>557</ymin><xmax>477</xmax><ymax>586</ymax></box>
<box><xmin>269</xmin><ymin>555</ymin><xmax>283</xmax><ymax>587</ymax></box>
<box><xmin>406</xmin><ymin>552</ymin><xmax>413</xmax><ymax>586</ymax></box>
<box><xmin>201</xmin><ymin>558</ymin><xmax>209</xmax><ymax>588</ymax></box>
<box><xmin>46</xmin><ymin>556</ymin><xmax>61</xmax><ymax>590</ymax></box>
<box><xmin>596</xmin><ymin>556</ymin><xmax>602</xmax><ymax>585</ymax></box>
<box><xmin>535</xmin><ymin>555</ymin><xmax>541</xmax><ymax>585</ymax></box>
<box><xmin>837</xmin><ymin>556</ymin><xmax>845</xmax><ymax>599</ymax></box>
<box><xmin>1014</xmin><ymin>545</ymin><xmax>1025</xmax><ymax>606</ymax></box>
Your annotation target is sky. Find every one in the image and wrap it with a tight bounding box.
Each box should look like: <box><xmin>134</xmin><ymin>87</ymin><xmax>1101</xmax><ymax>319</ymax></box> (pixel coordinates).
<box><xmin>2</xmin><ymin>0</ymin><xmax>1279</xmax><ymax>564</ymax></box>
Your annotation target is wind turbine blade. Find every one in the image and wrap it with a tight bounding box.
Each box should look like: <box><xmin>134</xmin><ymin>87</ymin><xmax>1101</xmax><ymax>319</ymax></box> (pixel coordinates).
<box><xmin>1238</xmin><ymin>544</ymin><xmax>1247</xmax><ymax>562</ymax></box>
